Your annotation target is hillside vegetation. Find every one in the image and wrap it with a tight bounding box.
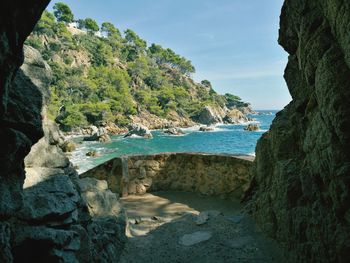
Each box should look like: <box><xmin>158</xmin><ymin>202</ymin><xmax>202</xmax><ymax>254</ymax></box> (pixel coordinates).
<box><xmin>26</xmin><ymin>3</ymin><xmax>252</xmax><ymax>131</ymax></box>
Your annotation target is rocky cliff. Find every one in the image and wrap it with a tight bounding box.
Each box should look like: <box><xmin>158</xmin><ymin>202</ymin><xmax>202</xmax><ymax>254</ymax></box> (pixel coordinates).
<box><xmin>1</xmin><ymin>37</ymin><xmax>126</xmax><ymax>263</ymax></box>
<box><xmin>0</xmin><ymin>2</ymin><xmax>50</xmax><ymax>260</ymax></box>
<box><xmin>247</xmin><ymin>1</ymin><xmax>350</xmax><ymax>262</ymax></box>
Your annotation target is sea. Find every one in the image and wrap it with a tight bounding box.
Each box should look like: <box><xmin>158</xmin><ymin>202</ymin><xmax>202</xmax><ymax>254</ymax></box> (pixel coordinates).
<box><xmin>70</xmin><ymin>110</ymin><xmax>278</xmax><ymax>174</ymax></box>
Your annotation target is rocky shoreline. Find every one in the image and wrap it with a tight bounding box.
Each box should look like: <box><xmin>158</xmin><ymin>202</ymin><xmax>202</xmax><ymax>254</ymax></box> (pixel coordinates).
<box><xmin>61</xmin><ymin>105</ymin><xmax>258</xmax><ymax>141</ymax></box>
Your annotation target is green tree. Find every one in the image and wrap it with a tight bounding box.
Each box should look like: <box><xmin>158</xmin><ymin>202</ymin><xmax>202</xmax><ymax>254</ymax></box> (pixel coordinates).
<box><xmin>53</xmin><ymin>2</ymin><xmax>74</xmax><ymax>23</ymax></box>
<box><xmin>128</xmin><ymin>56</ymin><xmax>150</xmax><ymax>80</ymax></box>
<box><xmin>34</xmin><ymin>10</ymin><xmax>56</xmax><ymax>35</ymax></box>
<box><xmin>76</xmin><ymin>19</ymin><xmax>86</xmax><ymax>30</ymax></box>
<box><xmin>84</xmin><ymin>18</ymin><xmax>99</xmax><ymax>33</ymax></box>
<box><xmin>101</xmin><ymin>22</ymin><xmax>121</xmax><ymax>38</ymax></box>
<box><xmin>201</xmin><ymin>80</ymin><xmax>212</xmax><ymax>89</ymax></box>
<box><xmin>123</xmin><ymin>29</ymin><xmax>147</xmax><ymax>61</ymax></box>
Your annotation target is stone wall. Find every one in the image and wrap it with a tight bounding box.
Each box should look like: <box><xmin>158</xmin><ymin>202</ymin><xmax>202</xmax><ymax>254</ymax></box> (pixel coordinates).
<box><xmin>247</xmin><ymin>0</ymin><xmax>350</xmax><ymax>262</ymax></box>
<box><xmin>81</xmin><ymin>153</ymin><xmax>253</xmax><ymax>200</ymax></box>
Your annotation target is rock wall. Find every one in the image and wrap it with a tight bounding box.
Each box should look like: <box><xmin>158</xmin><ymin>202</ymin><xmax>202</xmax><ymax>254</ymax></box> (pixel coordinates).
<box><xmin>0</xmin><ymin>1</ymin><xmax>50</xmax><ymax>261</ymax></box>
<box><xmin>247</xmin><ymin>1</ymin><xmax>350</xmax><ymax>262</ymax></box>
<box><xmin>1</xmin><ymin>42</ymin><xmax>126</xmax><ymax>263</ymax></box>
<box><xmin>81</xmin><ymin>153</ymin><xmax>253</xmax><ymax>200</ymax></box>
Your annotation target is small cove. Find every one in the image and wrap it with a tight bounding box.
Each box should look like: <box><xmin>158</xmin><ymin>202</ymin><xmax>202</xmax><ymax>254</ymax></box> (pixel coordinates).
<box><xmin>70</xmin><ymin>111</ymin><xmax>277</xmax><ymax>173</ymax></box>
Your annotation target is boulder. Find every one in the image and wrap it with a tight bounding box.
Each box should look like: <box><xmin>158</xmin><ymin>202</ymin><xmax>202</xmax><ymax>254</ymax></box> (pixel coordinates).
<box><xmin>13</xmin><ymin>226</ymin><xmax>80</xmax><ymax>262</ymax></box>
<box><xmin>19</xmin><ymin>175</ymin><xmax>80</xmax><ymax>226</ymax></box>
<box><xmin>77</xmin><ymin>178</ymin><xmax>122</xmax><ymax>217</ymax></box>
<box><xmin>223</xmin><ymin>109</ymin><xmax>249</xmax><ymax>124</ymax></box>
<box><xmin>244</xmin><ymin>124</ymin><xmax>259</xmax><ymax>131</ymax></box>
<box><xmin>86</xmin><ymin>151</ymin><xmax>99</xmax><ymax>157</ymax></box>
<box><xmin>24</xmin><ymin>120</ymin><xmax>71</xmax><ymax>169</ymax></box>
<box><xmin>124</xmin><ymin>123</ymin><xmax>153</xmax><ymax>138</ymax></box>
<box><xmin>196</xmin><ymin>106</ymin><xmax>223</xmax><ymax>125</ymax></box>
<box><xmin>98</xmin><ymin>133</ymin><xmax>111</xmax><ymax>143</ymax></box>
<box><xmin>61</xmin><ymin>140</ymin><xmax>77</xmax><ymax>152</ymax></box>
<box><xmin>86</xmin><ymin>216</ymin><xmax>127</xmax><ymax>262</ymax></box>
<box><xmin>199</xmin><ymin>126</ymin><xmax>215</xmax><ymax>132</ymax></box>
<box><xmin>164</xmin><ymin>127</ymin><xmax>184</xmax><ymax>135</ymax></box>
<box><xmin>83</xmin><ymin>127</ymin><xmax>111</xmax><ymax>142</ymax></box>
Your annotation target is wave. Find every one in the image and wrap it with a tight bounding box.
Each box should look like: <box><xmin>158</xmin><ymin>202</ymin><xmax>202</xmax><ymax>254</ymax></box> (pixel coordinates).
<box><xmin>258</xmin><ymin>129</ymin><xmax>268</xmax><ymax>132</ymax></box>
<box><xmin>125</xmin><ymin>134</ymin><xmax>146</xmax><ymax>139</ymax></box>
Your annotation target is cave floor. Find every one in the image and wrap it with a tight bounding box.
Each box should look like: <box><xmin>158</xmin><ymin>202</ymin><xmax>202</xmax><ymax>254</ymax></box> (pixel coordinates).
<box><xmin>119</xmin><ymin>191</ymin><xmax>288</xmax><ymax>263</ymax></box>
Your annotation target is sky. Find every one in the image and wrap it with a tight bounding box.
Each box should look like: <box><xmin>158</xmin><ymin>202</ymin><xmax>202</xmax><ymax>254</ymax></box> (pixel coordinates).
<box><xmin>48</xmin><ymin>0</ymin><xmax>291</xmax><ymax>110</ymax></box>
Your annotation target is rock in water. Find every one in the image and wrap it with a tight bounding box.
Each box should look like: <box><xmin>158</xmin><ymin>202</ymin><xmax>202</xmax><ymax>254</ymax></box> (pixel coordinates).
<box><xmin>124</xmin><ymin>123</ymin><xmax>153</xmax><ymax>138</ymax></box>
<box><xmin>223</xmin><ymin>109</ymin><xmax>249</xmax><ymax>124</ymax></box>
<box><xmin>83</xmin><ymin>127</ymin><xmax>111</xmax><ymax>142</ymax></box>
<box><xmin>164</xmin><ymin>127</ymin><xmax>184</xmax><ymax>135</ymax></box>
<box><xmin>196</xmin><ymin>106</ymin><xmax>224</xmax><ymax>125</ymax></box>
<box><xmin>179</xmin><ymin>231</ymin><xmax>212</xmax><ymax>246</ymax></box>
<box><xmin>61</xmin><ymin>140</ymin><xmax>76</xmax><ymax>152</ymax></box>
<box><xmin>244</xmin><ymin>124</ymin><xmax>259</xmax><ymax>131</ymax></box>
<box><xmin>98</xmin><ymin>133</ymin><xmax>111</xmax><ymax>142</ymax></box>
<box><xmin>86</xmin><ymin>151</ymin><xmax>99</xmax><ymax>157</ymax></box>
<box><xmin>199</xmin><ymin>126</ymin><xmax>215</xmax><ymax>132</ymax></box>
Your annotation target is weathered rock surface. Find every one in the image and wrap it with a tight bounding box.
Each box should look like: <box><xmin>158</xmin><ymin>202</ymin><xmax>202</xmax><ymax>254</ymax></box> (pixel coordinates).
<box><xmin>20</xmin><ymin>175</ymin><xmax>80</xmax><ymax>226</ymax></box>
<box><xmin>0</xmin><ymin>41</ymin><xmax>126</xmax><ymax>261</ymax></box>
<box><xmin>77</xmin><ymin>177</ymin><xmax>122</xmax><ymax>217</ymax></box>
<box><xmin>125</xmin><ymin>123</ymin><xmax>153</xmax><ymax>138</ymax></box>
<box><xmin>179</xmin><ymin>231</ymin><xmax>212</xmax><ymax>246</ymax></box>
<box><xmin>247</xmin><ymin>1</ymin><xmax>350</xmax><ymax>262</ymax></box>
<box><xmin>199</xmin><ymin>126</ymin><xmax>215</xmax><ymax>132</ymax></box>
<box><xmin>130</xmin><ymin>109</ymin><xmax>196</xmax><ymax>130</ymax></box>
<box><xmin>0</xmin><ymin>39</ymin><xmax>51</xmax><ymax>261</ymax></box>
<box><xmin>61</xmin><ymin>140</ymin><xmax>77</xmax><ymax>152</ymax></box>
<box><xmin>83</xmin><ymin>127</ymin><xmax>111</xmax><ymax>142</ymax></box>
<box><xmin>223</xmin><ymin>109</ymin><xmax>249</xmax><ymax>124</ymax></box>
<box><xmin>164</xmin><ymin>127</ymin><xmax>184</xmax><ymax>135</ymax></box>
<box><xmin>196</xmin><ymin>106</ymin><xmax>224</xmax><ymax>125</ymax></box>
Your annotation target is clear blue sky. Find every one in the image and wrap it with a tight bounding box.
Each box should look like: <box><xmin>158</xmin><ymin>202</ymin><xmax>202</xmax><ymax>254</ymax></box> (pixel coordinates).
<box><xmin>48</xmin><ymin>0</ymin><xmax>291</xmax><ymax>110</ymax></box>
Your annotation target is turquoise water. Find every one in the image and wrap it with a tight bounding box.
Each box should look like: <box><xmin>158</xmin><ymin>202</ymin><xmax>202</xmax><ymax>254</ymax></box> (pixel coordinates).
<box><xmin>71</xmin><ymin>110</ymin><xmax>277</xmax><ymax>173</ymax></box>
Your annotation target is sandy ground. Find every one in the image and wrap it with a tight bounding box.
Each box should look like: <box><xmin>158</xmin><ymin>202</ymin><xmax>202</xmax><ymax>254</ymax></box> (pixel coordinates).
<box><xmin>119</xmin><ymin>191</ymin><xmax>288</xmax><ymax>263</ymax></box>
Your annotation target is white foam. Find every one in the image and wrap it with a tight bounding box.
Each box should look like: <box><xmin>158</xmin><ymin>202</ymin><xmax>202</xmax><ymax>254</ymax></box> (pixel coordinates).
<box><xmin>127</xmin><ymin>134</ymin><xmax>144</xmax><ymax>139</ymax></box>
